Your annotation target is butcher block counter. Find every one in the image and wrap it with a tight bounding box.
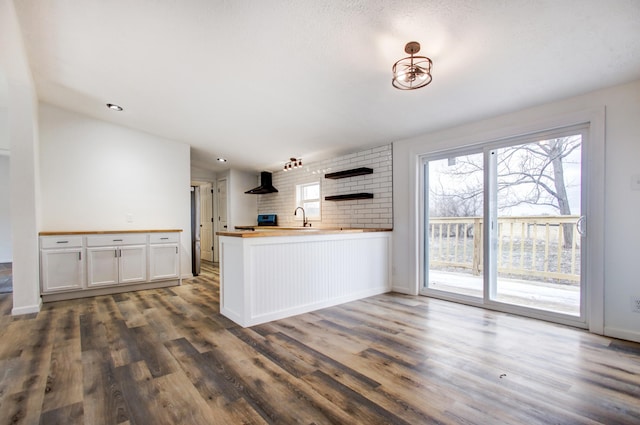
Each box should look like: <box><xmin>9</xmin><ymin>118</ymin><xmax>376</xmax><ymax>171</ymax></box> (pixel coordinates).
<box><xmin>219</xmin><ymin>227</ymin><xmax>391</xmax><ymax>238</ymax></box>
<box><xmin>217</xmin><ymin>228</ymin><xmax>392</xmax><ymax>327</ymax></box>
<box><xmin>39</xmin><ymin>229</ymin><xmax>182</xmax><ymax>235</ymax></box>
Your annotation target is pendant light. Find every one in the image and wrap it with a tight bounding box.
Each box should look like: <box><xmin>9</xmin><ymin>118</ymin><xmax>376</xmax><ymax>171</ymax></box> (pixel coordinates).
<box><xmin>392</xmin><ymin>41</ymin><xmax>433</xmax><ymax>90</ymax></box>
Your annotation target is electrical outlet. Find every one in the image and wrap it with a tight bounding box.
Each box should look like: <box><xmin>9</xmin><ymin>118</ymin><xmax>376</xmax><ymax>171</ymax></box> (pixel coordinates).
<box><xmin>631</xmin><ymin>296</ymin><xmax>640</xmax><ymax>313</ymax></box>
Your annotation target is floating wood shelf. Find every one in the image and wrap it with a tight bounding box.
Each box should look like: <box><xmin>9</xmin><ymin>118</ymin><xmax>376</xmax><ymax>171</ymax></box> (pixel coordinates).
<box><xmin>324</xmin><ymin>167</ymin><xmax>373</xmax><ymax>179</ymax></box>
<box><xmin>325</xmin><ymin>193</ymin><xmax>374</xmax><ymax>201</ymax></box>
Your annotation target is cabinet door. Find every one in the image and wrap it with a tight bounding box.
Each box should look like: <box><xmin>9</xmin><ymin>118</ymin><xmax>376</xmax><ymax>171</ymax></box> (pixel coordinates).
<box><xmin>41</xmin><ymin>248</ymin><xmax>85</xmax><ymax>292</ymax></box>
<box><xmin>119</xmin><ymin>245</ymin><xmax>147</xmax><ymax>284</ymax></box>
<box><xmin>87</xmin><ymin>247</ymin><xmax>119</xmax><ymax>287</ymax></box>
<box><xmin>149</xmin><ymin>244</ymin><xmax>179</xmax><ymax>280</ymax></box>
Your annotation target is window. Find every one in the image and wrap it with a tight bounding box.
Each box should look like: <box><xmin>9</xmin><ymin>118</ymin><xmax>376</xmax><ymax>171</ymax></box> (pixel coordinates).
<box><xmin>296</xmin><ymin>181</ymin><xmax>321</xmax><ymax>221</ymax></box>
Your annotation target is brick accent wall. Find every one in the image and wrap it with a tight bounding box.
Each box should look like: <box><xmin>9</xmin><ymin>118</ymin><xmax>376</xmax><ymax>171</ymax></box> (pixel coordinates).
<box><xmin>258</xmin><ymin>144</ymin><xmax>392</xmax><ymax>229</ymax></box>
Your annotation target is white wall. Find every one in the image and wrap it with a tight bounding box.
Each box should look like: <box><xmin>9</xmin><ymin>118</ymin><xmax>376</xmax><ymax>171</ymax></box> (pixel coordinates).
<box><xmin>393</xmin><ymin>79</ymin><xmax>640</xmax><ymax>342</ymax></box>
<box><xmin>0</xmin><ymin>0</ymin><xmax>41</xmax><ymax>314</ymax></box>
<box><xmin>191</xmin><ymin>165</ymin><xmax>216</xmax><ymax>183</ymax></box>
<box><xmin>0</xmin><ymin>107</ymin><xmax>10</xmax><ymax>262</ymax></box>
<box><xmin>258</xmin><ymin>145</ymin><xmax>393</xmax><ymax>228</ymax></box>
<box><xmin>0</xmin><ymin>155</ymin><xmax>10</xmax><ymax>262</ymax></box>
<box><xmin>39</xmin><ymin>103</ymin><xmax>192</xmax><ymax>278</ymax></box>
<box><xmin>227</xmin><ymin>169</ymin><xmax>258</xmax><ymax>228</ymax></box>
<box><xmin>0</xmin><ymin>107</ymin><xmax>8</xmax><ymax>151</ymax></box>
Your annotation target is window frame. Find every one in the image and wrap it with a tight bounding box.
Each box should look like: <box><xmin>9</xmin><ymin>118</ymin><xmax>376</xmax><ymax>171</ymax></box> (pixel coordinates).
<box><xmin>295</xmin><ymin>181</ymin><xmax>321</xmax><ymax>222</ymax></box>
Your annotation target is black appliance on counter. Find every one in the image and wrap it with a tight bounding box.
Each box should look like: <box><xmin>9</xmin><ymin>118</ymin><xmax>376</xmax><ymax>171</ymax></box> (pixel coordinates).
<box><xmin>257</xmin><ymin>214</ymin><xmax>277</xmax><ymax>226</ymax></box>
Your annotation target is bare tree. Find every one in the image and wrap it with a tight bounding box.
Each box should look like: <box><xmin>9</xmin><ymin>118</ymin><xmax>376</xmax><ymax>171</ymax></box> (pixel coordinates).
<box><xmin>430</xmin><ymin>136</ymin><xmax>581</xmax><ymax>246</ymax></box>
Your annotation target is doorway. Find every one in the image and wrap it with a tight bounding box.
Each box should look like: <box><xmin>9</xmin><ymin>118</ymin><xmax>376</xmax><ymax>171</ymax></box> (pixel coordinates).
<box><xmin>213</xmin><ymin>178</ymin><xmax>228</xmax><ymax>263</ymax></box>
<box><xmin>200</xmin><ymin>183</ymin><xmax>213</xmax><ymax>262</ymax></box>
<box><xmin>422</xmin><ymin>126</ymin><xmax>588</xmax><ymax>326</ymax></box>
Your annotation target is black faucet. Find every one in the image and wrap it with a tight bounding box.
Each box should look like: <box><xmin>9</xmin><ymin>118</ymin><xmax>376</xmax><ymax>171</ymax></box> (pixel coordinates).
<box><xmin>294</xmin><ymin>207</ymin><xmax>310</xmax><ymax>227</ymax></box>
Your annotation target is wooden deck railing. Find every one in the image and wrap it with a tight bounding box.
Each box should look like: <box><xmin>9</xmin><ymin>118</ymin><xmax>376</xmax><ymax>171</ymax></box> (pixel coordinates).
<box><xmin>428</xmin><ymin>215</ymin><xmax>581</xmax><ymax>283</ymax></box>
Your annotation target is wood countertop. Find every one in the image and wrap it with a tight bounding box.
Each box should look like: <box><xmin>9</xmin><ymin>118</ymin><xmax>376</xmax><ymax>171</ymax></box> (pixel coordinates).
<box><xmin>218</xmin><ymin>227</ymin><xmax>392</xmax><ymax>238</ymax></box>
<box><xmin>39</xmin><ymin>229</ymin><xmax>183</xmax><ymax>236</ymax></box>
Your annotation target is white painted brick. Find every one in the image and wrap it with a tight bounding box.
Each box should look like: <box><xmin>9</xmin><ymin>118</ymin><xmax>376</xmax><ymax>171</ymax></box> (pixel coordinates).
<box><xmin>257</xmin><ymin>144</ymin><xmax>392</xmax><ymax>228</ymax></box>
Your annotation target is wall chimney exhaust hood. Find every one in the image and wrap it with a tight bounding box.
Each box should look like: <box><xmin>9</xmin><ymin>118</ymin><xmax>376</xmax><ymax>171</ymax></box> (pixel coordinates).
<box><xmin>245</xmin><ymin>171</ymin><xmax>279</xmax><ymax>194</ymax></box>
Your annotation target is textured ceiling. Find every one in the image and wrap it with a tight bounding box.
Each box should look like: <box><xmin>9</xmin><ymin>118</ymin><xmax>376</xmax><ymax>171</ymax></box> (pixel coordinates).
<box><xmin>12</xmin><ymin>0</ymin><xmax>640</xmax><ymax>173</ymax></box>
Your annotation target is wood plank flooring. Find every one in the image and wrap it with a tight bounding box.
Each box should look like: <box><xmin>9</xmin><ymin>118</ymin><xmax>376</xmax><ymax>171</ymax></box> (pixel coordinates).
<box><xmin>1</xmin><ymin>261</ymin><xmax>639</xmax><ymax>424</ymax></box>
<box><xmin>0</xmin><ymin>263</ymin><xmax>12</xmax><ymax>294</ymax></box>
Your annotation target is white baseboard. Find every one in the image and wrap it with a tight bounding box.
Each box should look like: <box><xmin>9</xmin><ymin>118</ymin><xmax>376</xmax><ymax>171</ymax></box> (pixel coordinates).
<box><xmin>181</xmin><ymin>272</ymin><xmax>194</xmax><ymax>279</ymax></box>
<box><xmin>12</xmin><ymin>298</ymin><xmax>42</xmax><ymax>316</ymax></box>
<box><xmin>604</xmin><ymin>326</ymin><xmax>640</xmax><ymax>343</ymax></box>
<box><xmin>391</xmin><ymin>285</ymin><xmax>417</xmax><ymax>295</ymax></box>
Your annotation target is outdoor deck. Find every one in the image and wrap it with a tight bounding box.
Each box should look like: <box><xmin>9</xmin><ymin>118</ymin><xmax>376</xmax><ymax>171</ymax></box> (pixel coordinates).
<box><xmin>429</xmin><ymin>270</ymin><xmax>580</xmax><ymax>315</ymax></box>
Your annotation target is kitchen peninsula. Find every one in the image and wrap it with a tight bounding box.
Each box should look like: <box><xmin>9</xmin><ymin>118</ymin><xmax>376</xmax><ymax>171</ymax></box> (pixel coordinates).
<box><xmin>217</xmin><ymin>228</ymin><xmax>392</xmax><ymax>327</ymax></box>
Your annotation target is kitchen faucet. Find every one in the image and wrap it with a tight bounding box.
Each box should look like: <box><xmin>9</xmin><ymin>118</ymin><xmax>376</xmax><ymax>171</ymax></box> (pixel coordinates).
<box><xmin>294</xmin><ymin>207</ymin><xmax>310</xmax><ymax>227</ymax></box>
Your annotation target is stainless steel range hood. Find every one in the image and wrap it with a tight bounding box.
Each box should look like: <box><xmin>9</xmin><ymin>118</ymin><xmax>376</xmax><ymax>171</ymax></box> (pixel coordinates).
<box><xmin>245</xmin><ymin>171</ymin><xmax>278</xmax><ymax>194</ymax></box>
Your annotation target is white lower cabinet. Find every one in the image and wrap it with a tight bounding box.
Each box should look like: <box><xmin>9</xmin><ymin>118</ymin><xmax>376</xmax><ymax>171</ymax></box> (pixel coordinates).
<box><xmin>40</xmin><ymin>231</ymin><xmax>181</xmax><ymax>300</ymax></box>
<box><xmin>149</xmin><ymin>244</ymin><xmax>179</xmax><ymax>280</ymax></box>
<box><xmin>120</xmin><ymin>245</ymin><xmax>148</xmax><ymax>283</ymax></box>
<box><xmin>86</xmin><ymin>234</ymin><xmax>148</xmax><ymax>287</ymax></box>
<box><xmin>148</xmin><ymin>232</ymin><xmax>180</xmax><ymax>280</ymax></box>
<box><xmin>41</xmin><ymin>248</ymin><xmax>85</xmax><ymax>292</ymax></box>
<box><xmin>86</xmin><ymin>245</ymin><xmax>147</xmax><ymax>287</ymax></box>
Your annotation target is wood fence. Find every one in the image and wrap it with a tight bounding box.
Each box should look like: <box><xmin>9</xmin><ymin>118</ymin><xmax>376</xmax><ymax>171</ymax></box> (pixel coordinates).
<box><xmin>428</xmin><ymin>215</ymin><xmax>581</xmax><ymax>283</ymax></box>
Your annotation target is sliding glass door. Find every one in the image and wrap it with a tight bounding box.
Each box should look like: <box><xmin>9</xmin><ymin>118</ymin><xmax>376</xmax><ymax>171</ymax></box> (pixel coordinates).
<box><xmin>425</xmin><ymin>151</ymin><xmax>484</xmax><ymax>300</ymax></box>
<box><xmin>422</xmin><ymin>126</ymin><xmax>586</xmax><ymax>325</ymax></box>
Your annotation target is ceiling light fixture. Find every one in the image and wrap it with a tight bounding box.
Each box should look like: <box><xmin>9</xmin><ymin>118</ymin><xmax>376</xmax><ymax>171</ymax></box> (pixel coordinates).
<box><xmin>392</xmin><ymin>41</ymin><xmax>432</xmax><ymax>90</ymax></box>
<box><xmin>283</xmin><ymin>157</ymin><xmax>302</xmax><ymax>172</ymax></box>
<box><xmin>216</xmin><ymin>157</ymin><xmax>227</xmax><ymax>163</ymax></box>
<box><xmin>106</xmin><ymin>103</ymin><xmax>123</xmax><ymax>111</ymax></box>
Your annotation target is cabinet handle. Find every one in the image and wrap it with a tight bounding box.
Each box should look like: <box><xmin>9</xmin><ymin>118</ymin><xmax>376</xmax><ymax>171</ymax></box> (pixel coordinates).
<box><xmin>176</xmin><ymin>247</ymin><xmax>178</xmax><ymax>254</ymax></box>
<box><xmin>56</xmin><ymin>241</ymin><xmax>69</xmax><ymax>244</ymax></box>
<box><xmin>78</xmin><ymin>252</ymin><xmax>82</xmax><ymax>261</ymax></box>
<box><xmin>113</xmin><ymin>239</ymin><xmax>123</xmax><ymax>242</ymax></box>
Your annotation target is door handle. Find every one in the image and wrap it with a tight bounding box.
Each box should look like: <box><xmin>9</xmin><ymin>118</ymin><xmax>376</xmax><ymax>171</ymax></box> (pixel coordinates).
<box><xmin>576</xmin><ymin>215</ymin><xmax>586</xmax><ymax>236</ymax></box>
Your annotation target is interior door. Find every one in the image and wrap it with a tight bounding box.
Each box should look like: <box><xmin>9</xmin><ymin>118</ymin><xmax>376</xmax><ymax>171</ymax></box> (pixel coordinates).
<box><xmin>200</xmin><ymin>183</ymin><xmax>213</xmax><ymax>262</ymax></box>
<box><xmin>214</xmin><ymin>178</ymin><xmax>228</xmax><ymax>263</ymax></box>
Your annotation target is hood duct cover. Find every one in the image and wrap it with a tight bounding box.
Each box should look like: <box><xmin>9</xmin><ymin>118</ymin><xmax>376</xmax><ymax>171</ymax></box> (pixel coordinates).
<box><xmin>245</xmin><ymin>171</ymin><xmax>279</xmax><ymax>194</ymax></box>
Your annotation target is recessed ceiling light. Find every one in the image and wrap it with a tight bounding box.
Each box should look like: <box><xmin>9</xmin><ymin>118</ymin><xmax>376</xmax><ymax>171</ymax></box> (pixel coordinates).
<box><xmin>106</xmin><ymin>103</ymin><xmax>123</xmax><ymax>111</ymax></box>
<box><xmin>217</xmin><ymin>157</ymin><xmax>227</xmax><ymax>163</ymax></box>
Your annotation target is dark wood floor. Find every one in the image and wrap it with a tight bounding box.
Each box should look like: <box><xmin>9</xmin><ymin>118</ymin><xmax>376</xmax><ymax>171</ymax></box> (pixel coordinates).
<box><xmin>1</xmin><ymin>262</ymin><xmax>639</xmax><ymax>425</ymax></box>
<box><xmin>0</xmin><ymin>263</ymin><xmax>12</xmax><ymax>294</ymax></box>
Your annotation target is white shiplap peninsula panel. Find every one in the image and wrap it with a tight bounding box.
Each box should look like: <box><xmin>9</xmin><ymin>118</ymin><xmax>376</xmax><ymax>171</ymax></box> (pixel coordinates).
<box><xmin>219</xmin><ymin>232</ymin><xmax>391</xmax><ymax>327</ymax></box>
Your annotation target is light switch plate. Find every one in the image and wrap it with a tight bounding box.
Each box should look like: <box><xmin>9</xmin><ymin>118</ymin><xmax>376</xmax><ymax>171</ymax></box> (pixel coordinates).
<box><xmin>631</xmin><ymin>174</ymin><xmax>640</xmax><ymax>191</ymax></box>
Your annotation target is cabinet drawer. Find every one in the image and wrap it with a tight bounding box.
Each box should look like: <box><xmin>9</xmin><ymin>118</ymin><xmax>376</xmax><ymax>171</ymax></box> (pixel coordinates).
<box><xmin>149</xmin><ymin>233</ymin><xmax>180</xmax><ymax>244</ymax></box>
<box><xmin>87</xmin><ymin>234</ymin><xmax>148</xmax><ymax>247</ymax></box>
<box><xmin>41</xmin><ymin>236</ymin><xmax>84</xmax><ymax>249</ymax></box>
